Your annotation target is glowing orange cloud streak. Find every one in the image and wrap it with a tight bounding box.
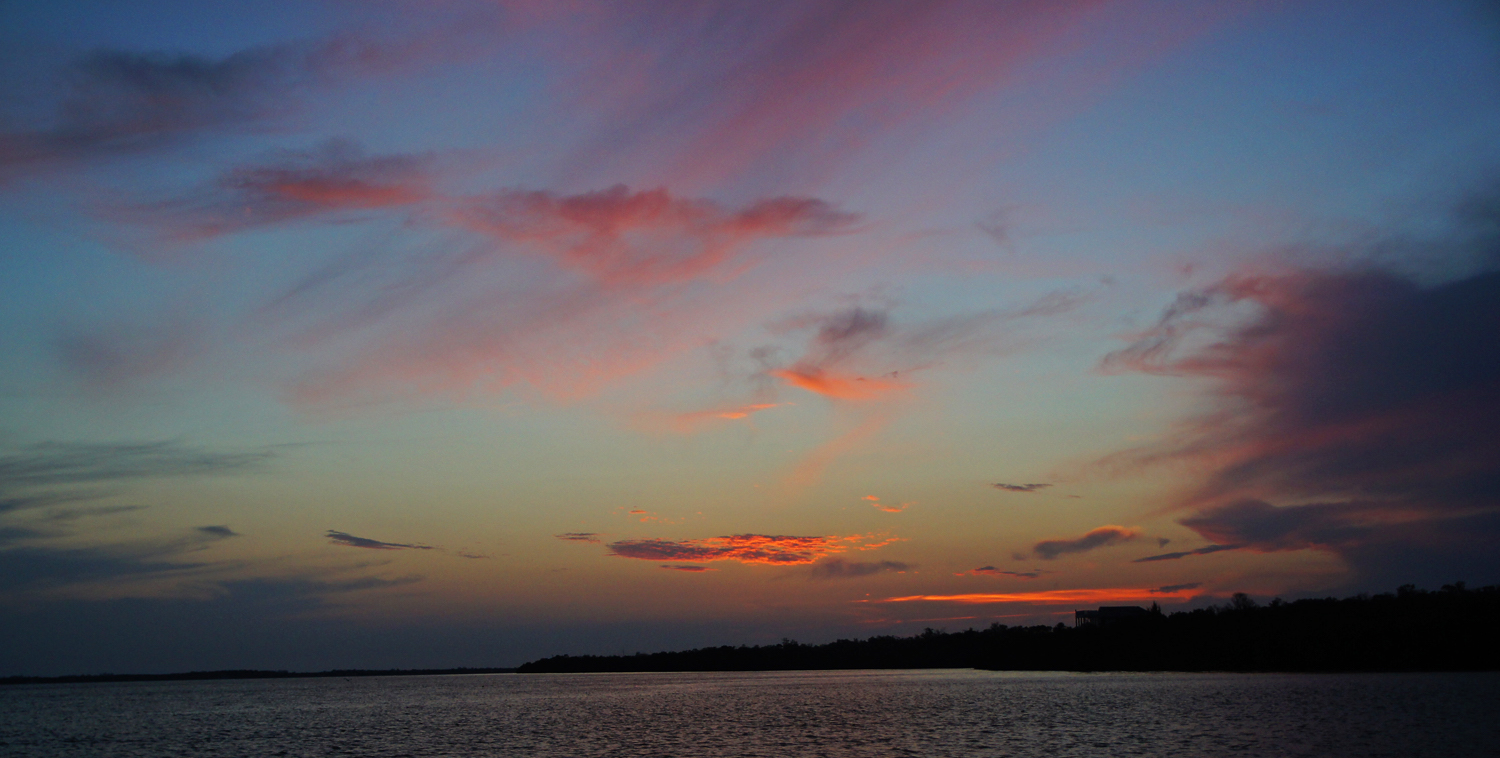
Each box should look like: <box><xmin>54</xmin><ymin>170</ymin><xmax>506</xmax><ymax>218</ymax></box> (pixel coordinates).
<box><xmin>770</xmin><ymin>368</ymin><xmax>909</xmax><ymax>400</ymax></box>
<box><xmin>607</xmin><ymin>532</ymin><xmax>901</xmax><ymax>565</ymax></box>
<box><xmin>877</xmin><ymin>588</ymin><xmax>1197</xmax><ymax>605</ymax></box>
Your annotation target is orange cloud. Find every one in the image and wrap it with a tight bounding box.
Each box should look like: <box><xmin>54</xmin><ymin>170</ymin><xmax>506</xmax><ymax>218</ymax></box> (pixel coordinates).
<box><xmin>716</xmin><ymin>403</ymin><xmax>780</xmax><ymax>420</ymax></box>
<box><xmin>607</xmin><ymin>533</ymin><xmax>898</xmax><ymax>566</ymax></box>
<box><xmin>770</xmin><ymin>368</ymin><xmax>908</xmax><ymax>401</ymax></box>
<box><xmin>877</xmin><ymin>588</ymin><xmax>1197</xmax><ymax>605</ymax></box>
<box><xmin>668</xmin><ymin>402</ymin><xmax>782</xmax><ymax>430</ymax></box>
<box><xmin>862</xmin><ymin>495</ymin><xmax>909</xmax><ymax>513</ymax></box>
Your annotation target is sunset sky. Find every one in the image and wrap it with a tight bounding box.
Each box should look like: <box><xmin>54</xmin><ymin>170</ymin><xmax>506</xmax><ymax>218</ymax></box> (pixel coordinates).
<box><xmin>3</xmin><ymin>0</ymin><xmax>1498</xmax><ymax>675</ymax></box>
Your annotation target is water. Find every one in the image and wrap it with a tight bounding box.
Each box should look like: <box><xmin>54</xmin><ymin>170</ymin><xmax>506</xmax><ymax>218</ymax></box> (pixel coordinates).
<box><xmin>2</xmin><ymin>670</ymin><xmax>1497</xmax><ymax>757</ymax></box>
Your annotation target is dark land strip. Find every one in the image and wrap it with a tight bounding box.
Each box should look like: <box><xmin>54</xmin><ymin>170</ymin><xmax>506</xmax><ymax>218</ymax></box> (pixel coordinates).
<box><xmin>9</xmin><ymin>583</ymin><xmax>1496</xmax><ymax>683</ymax></box>
<box><xmin>520</xmin><ymin>582</ymin><xmax>1500</xmax><ymax>673</ymax></box>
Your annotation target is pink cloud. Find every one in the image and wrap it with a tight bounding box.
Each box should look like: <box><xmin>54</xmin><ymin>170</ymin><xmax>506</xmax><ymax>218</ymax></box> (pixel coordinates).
<box><xmin>116</xmin><ymin>139</ymin><xmax>435</xmax><ymax>241</ymax></box>
<box><xmin>447</xmin><ymin>186</ymin><xmax>858</xmax><ymax>286</ymax></box>
<box><xmin>539</xmin><ymin>2</ymin><xmax>1225</xmax><ymax>191</ymax></box>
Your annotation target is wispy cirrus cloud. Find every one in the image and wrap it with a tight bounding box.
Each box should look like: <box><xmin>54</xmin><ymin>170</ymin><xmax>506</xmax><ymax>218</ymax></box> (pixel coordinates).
<box><xmin>0</xmin><ymin>441</ymin><xmax>272</xmax><ymax>491</ymax></box>
<box><xmin>543</xmin><ymin>1</ymin><xmax>1221</xmax><ymax>190</ymax></box>
<box><xmin>767</xmin><ymin>294</ymin><xmax>1086</xmax><ymax>403</ymax></box>
<box><xmin>0</xmin><ymin>524</ymin><xmax>244</xmax><ymax>596</ymax></box>
<box><xmin>117</xmin><ymin>139</ymin><xmax>436</xmax><ymax>241</ymax></box>
<box><xmin>605</xmin><ymin>533</ymin><xmax>898</xmax><ymax>566</ymax></box>
<box><xmin>1032</xmin><ymin>525</ymin><xmax>1140</xmax><ymax>560</ymax></box>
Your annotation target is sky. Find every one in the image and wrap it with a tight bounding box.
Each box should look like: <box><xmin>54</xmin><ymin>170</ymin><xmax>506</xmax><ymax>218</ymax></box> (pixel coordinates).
<box><xmin>1</xmin><ymin>0</ymin><xmax>1498</xmax><ymax>676</ymax></box>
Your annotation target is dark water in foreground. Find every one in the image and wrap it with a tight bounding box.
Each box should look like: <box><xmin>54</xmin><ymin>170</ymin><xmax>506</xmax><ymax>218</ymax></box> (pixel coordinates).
<box><xmin>2</xmin><ymin>670</ymin><xmax>1497</xmax><ymax>757</ymax></box>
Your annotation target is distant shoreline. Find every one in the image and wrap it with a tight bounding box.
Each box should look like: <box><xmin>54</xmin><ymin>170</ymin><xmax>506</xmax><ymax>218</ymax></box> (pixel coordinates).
<box><xmin>519</xmin><ymin>583</ymin><xmax>1500</xmax><ymax>674</ymax></box>
<box><xmin>12</xmin><ymin>583</ymin><xmax>1496</xmax><ymax>682</ymax></box>
<box><xmin>0</xmin><ymin>667</ymin><xmax>517</xmax><ymax>686</ymax></box>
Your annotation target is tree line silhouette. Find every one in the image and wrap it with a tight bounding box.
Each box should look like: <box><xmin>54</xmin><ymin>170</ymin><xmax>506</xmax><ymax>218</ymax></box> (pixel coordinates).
<box><xmin>518</xmin><ymin>583</ymin><xmax>1500</xmax><ymax>673</ymax></box>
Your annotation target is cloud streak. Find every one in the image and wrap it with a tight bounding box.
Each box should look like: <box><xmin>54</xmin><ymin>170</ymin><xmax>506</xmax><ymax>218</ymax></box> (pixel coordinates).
<box><xmin>1151</xmin><ymin>583</ymin><xmax>1201</xmax><ymax>594</ymax></box>
<box><xmin>0</xmin><ymin>441</ymin><xmax>272</xmax><ymax>491</ymax></box>
<box><xmin>325</xmin><ymin>530</ymin><xmax>433</xmax><ymax>551</ymax></box>
<box><xmin>808</xmin><ymin>558</ymin><xmax>911</xmax><ymax>579</ymax></box>
<box><xmin>1133</xmin><ymin>543</ymin><xmax>1242</xmax><ymax>563</ymax></box>
<box><xmin>119</xmin><ymin>139</ymin><xmax>436</xmax><ymax>241</ymax></box>
<box><xmin>606</xmin><ymin>533</ymin><xmax>896</xmax><ymax>566</ymax></box>
<box><xmin>960</xmin><ymin>566</ymin><xmax>1046</xmax><ymax>579</ymax></box>
<box><xmin>1032</xmin><ymin>525</ymin><xmax>1140</xmax><ymax>560</ymax></box>
<box><xmin>992</xmin><ymin>483</ymin><xmax>1051</xmax><ymax>493</ymax></box>
<box><xmin>449</xmin><ymin>186</ymin><xmax>858</xmax><ymax>286</ymax></box>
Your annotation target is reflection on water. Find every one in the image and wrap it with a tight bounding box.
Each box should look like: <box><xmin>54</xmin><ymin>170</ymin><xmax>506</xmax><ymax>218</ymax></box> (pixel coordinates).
<box><xmin>2</xmin><ymin>670</ymin><xmax>1496</xmax><ymax>757</ymax></box>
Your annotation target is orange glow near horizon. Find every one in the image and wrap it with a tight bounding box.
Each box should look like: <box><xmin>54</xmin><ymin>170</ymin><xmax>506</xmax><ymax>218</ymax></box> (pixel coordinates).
<box><xmin>876</xmin><ymin>588</ymin><xmax>1198</xmax><ymax>605</ymax></box>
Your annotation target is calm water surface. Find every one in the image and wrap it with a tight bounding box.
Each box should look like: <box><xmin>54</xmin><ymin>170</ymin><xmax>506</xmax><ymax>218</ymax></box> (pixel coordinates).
<box><xmin>2</xmin><ymin>670</ymin><xmax>1497</xmax><ymax>757</ymax></box>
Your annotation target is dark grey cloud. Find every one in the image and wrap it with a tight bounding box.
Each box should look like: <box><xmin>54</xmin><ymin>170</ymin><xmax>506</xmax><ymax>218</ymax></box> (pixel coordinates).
<box><xmin>0</xmin><ymin>523</ymin><xmax>238</xmax><ymax>594</ymax></box>
<box><xmin>0</xmin><ymin>526</ymin><xmax>46</xmax><ymax>547</ymax></box>
<box><xmin>0</xmin><ymin>490</ymin><xmax>105</xmax><ymax>516</ymax></box>
<box><xmin>965</xmin><ymin>566</ymin><xmax>1045</xmax><ymax>579</ymax></box>
<box><xmin>555</xmin><ymin>532</ymin><xmax>602</xmax><ymax>543</ymax></box>
<box><xmin>807</xmin><ymin>558</ymin><xmax>911</xmax><ymax>579</ymax></box>
<box><xmin>195</xmin><ymin>525</ymin><xmax>239</xmax><ymax>539</ymax></box>
<box><xmin>1152</xmin><ymin>582</ymin><xmax>1201</xmax><ymax>594</ymax></box>
<box><xmin>1102</xmin><ymin>189</ymin><xmax>1500</xmax><ymax>587</ymax></box>
<box><xmin>1133</xmin><ymin>543</ymin><xmax>1243</xmax><ymax>563</ymax></box>
<box><xmin>0</xmin><ymin>34</ymin><xmax>440</xmax><ymax>178</ymax></box>
<box><xmin>992</xmin><ymin>482</ymin><xmax>1050</xmax><ymax>493</ymax></box>
<box><xmin>0</xmin><ymin>545</ymin><xmax>204</xmax><ymax>593</ymax></box>
<box><xmin>325</xmin><ymin>530</ymin><xmax>433</xmax><ymax>551</ymax></box>
<box><xmin>0</xmin><ymin>442</ymin><xmax>272</xmax><ymax>563</ymax></box>
<box><xmin>659</xmin><ymin>564</ymin><xmax>714</xmax><ymax>572</ymax></box>
<box><xmin>1032</xmin><ymin>526</ymin><xmax>1140</xmax><ymax>560</ymax></box>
